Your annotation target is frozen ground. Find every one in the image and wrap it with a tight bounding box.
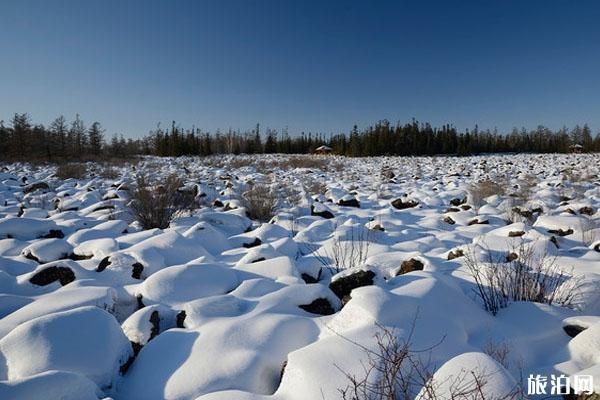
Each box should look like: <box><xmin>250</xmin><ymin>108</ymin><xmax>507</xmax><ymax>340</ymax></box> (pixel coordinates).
<box><xmin>0</xmin><ymin>153</ymin><xmax>599</xmax><ymax>399</ymax></box>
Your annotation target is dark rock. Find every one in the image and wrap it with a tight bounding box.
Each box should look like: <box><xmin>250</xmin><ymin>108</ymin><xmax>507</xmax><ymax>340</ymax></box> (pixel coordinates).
<box><xmin>279</xmin><ymin>360</ymin><xmax>288</xmax><ymax>384</ymax></box>
<box><xmin>149</xmin><ymin>310</ymin><xmax>160</xmax><ymax>341</ymax></box>
<box><xmin>69</xmin><ymin>253</ymin><xmax>93</xmax><ymax>261</ymax></box>
<box><xmin>460</xmin><ymin>204</ymin><xmax>472</xmax><ymax>211</ymax></box>
<box><xmin>468</xmin><ymin>219</ymin><xmax>489</xmax><ymax>226</ymax></box>
<box><xmin>213</xmin><ymin>199</ymin><xmax>224</xmax><ymax>207</ymax></box>
<box><xmin>508</xmin><ymin>231</ymin><xmax>525</xmax><ymax>237</ymax></box>
<box><xmin>548</xmin><ymin>228</ymin><xmax>574</xmax><ymax>237</ymax></box>
<box><xmin>579</xmin><ymin>206</ymin><xmax>594</xmax><ymax>216</ymax></box>
<box><xmin>396</xmin><ymin>258</ymin><xmax>424</xmax><ymax>275</ymax></box>
<box><xmin>176</xmin><ymin>310</ymin><xmax>186</xmax><ymax>328</ymax></box>
<box><xmin>444</xmin><ymin>216</ymin><xmax>456</xmax><ymax>225</ymax></box>
<box><xmin>329</xmin><ymin>270</ymin><xmax>375</xmax><ymax>300</ymax></box>
<box><xmin>250</xmin><ymin>257</ymin><xmax>266</xmax><ymax>263</ymax></box>
<box><xmin>338</xmin><ymin>198</ymin><xmax>360</xmax><ymax>208</ymax></box>
<box><xmin>311</xmin><ymin>205</ymin><xmax>334</xmax><ymax>219</ymax></box>
<box><xmin>391</xmin><ymin>198</ymin><xmax>419</xmax><ymax>210</ymax></box>
<box><xmin>299</xmin><ymin>298</ymin><xmax>335</xmax><ymax>315</ymax></box>
<box><xmin>23</xmin><ymin>252</ymin><xmax>41</xmax><ymax>263</ymax></box>
<box><xmin>369</xmin><ymin>224</ymin><xmax>385</xmax><ymax>231</ymax></box>
<box><xmin>136</xmin><ymin>295</ymin><xmax>145</xmax><ymax>309</ymax></box>
<box><xmin>301</xmin><ymin>273</ymin><xmax>319</xmax><ymax>284</ymax></box>
<box><xmin>29</xmin><ymin>266</ymin><xmax>75</xmax><ymax>286</ymax></box>
<box><xmin>23</xmin><ymin>182</ymin><xmax>50</xmax><ymax>194</ymax></box>
<box><xmin>450</xmin><ymin>197</ymin><xmax>467</xmax><ymax>206</ymax></box>
<box><xmin>445</xmin><ymin>207</ymin><xmax>460</xmax><ymax>213</ymax></box>
<box><xmin>563</xmin><ymin>324</ymin><xmax>586</xmax><ymax>338</ymax></box>
<box><xmin>42</xmin><ymin>229</ymin><xmax>64</xmax><ymax>239</ymax></box>
<box><xmin>242</xmin><ymin>237</ymin><xmax>262</xmax><ymax>248</ymax></box>
<box><xmin>131</xmin><ymin>342</ymin><xmax>143</xmax><ymax>356</ymax></box>
<box><xmin>506</xmin><ymin>252</ymin><xmax>519</xmax><ymax>262</ymax></box>
<box><xmin>131</xmin><ymin>262</ymin><xmax>144</xmax><ymax>279</ymax></box>
<box><xmin>447</xmin><ymin>249</ymin><xmax>464</xmax><ymax>260</ymax></box>
<box><xmin>565</xmin><ymin>208</ymin><xmax>576</xmax><ymax>215</ymax></box>
<box><xmin>550</xmin><ymin>236</ymin><xmax>560</xmax><ymax>248</ymax></box>
<box><xmin>96</xmin><ymin>256</ymin><xmax>111</xmax><ymax>272</ymax></box>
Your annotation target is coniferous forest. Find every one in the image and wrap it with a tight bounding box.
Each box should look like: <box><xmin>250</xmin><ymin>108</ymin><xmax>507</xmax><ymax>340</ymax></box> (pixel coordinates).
<box><xmin>1</xmin><ymin>113</ymin><xmax>598</xmax><ymax>161</ymax></box>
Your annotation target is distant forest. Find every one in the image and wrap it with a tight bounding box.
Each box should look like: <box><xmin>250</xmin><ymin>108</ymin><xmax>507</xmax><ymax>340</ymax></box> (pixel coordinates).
<box><xmin>1</xmin><ymin>113</ymin><xmax>598</xmax><ymax>161</ymax></box>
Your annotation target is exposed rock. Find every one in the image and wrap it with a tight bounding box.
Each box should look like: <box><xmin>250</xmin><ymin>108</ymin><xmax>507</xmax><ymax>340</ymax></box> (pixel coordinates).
<box><xmin>563</xmin><ymin>324</ymin><xmax>586</xmax><ymax>338</ymax></box>
<box><xmin>149</xmin><ymin>310</ymin><xmax>160</xmax><ymax>341</ymax></box>
<box><xmin>213</xmin><ymin>199</ymin><xmax>224</xmax><ymax>207</ymax></box>
<box><xmin>96</xmin><ymin>256</ymin><xmax>112</xmax><ymax>272</ymax></box>
<box><xmin>506</xmin><ymin>252</ymin><xmax>519</xmax><ymax>262</ymax></box>
<box><xmin>579</xmin><ymin>206</ymin><xmax>594</xmax><ymax>216</ymax></box>
<box><xmin>29</xmin><ymin>265</ymin><xmax>75</xmax><ymax>286</ymax></box>
<box><xmin>69</xmin><ymin>253</ymin><xmax>93</xmax><ymax>261</ymax></box>
<box><xmin>550</xmin><ymin>235</ymin><xmax>560</xmax><ymax>248</ymax></box>
<box><xmin>460</xmin><ymin>204</ymin><xmax>472</xmax><ymax>211</ymax></box>
<box><xmin>338</xmin><ymin>198</ymin><xmax>360</xmax><ymax>208</ymax></box>
<box><xmin>42</xmin><ymin>229</ymin><xmax>65</xmax><ymax>239</ymax></box>
<box><xmin>396</xmin><ymin>258</ymin><xmax>424</xmax><ymax>275</ymax></box>
<box><xmin>23</xmin><ymin>181</ymin><xmax>50</xmax><ymax>194</ymax></box>
<box><xmin>329</xmin><ymin>270</ymin><xmax>376</xmax><ymax>300</ymax></box>
<box><xmin>548</xmin><ymin>228</ymin><xmax>574</xmax><ymax>237</ymax></box>
<box><xmin>132</xmin><ymin>262</ymin><xmax>144</xmax><ymax>279</ymax></box>
<box><xmin>298</xmin><ymin>298</ymin><xmax>335</xmax><ymax>315</ymax></box>
<box><xmin>450</xmin><ymin>197</ymin><xmax>467</xmax><ymax>206</ymax></box>
<box><xmin>176</xmin><ymin>310</ymin><xmax>186</xmax><ymax>328</ymax></box>
<box><xmin>311</xmin><ymin>205</ymin><xmax>334</xmax><ymax>219</ymax></box>
<box><xmin>444</xmin><ymin>216</ymin><xmax>456</xmax><ymax>225</ymax></box>
<box><xmin>468</xmin><ymin>219</ymin><xmax>489</xmax><ymax>226</ymax></box>
<box><xmin>301</xmin><ymin>273</ymin><xmax>319</xmax><ymax>284</ymax></box>
<box><xmin>445</xmin><ymin>207</ymin><xmax>460</xmax><ymax>213</ymax></box>
<box><xmin>447</xmin><ymin>249</ymin><xmax>464</xmax><ymax>260</ymax></box>
<box><xmin>242</xmin><ymin>237</ymin><xmax>262</xmax><ymax>248</ymax></box>
<box><xmin>391</xmin><ymin>198</ymin><xmax>419</xmax><ymax>210</ymax></box>
<box><xmin>508</xmin><ymin>230</ymin><xmax>525</xmax><ymax>237</ymax></box>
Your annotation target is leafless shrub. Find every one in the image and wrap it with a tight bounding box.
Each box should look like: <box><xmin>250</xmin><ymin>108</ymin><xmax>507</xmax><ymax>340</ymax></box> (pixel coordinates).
<box><xmin>579</xmin><ymin>216</ymin><xmax>598</xmax><ymax>246</ymax></box>
<box><xmin>242</xmin><ymin>183</ymin><xmax>278</xmax><ymax>222</ymax></box>
<box><xmin>464</xmin><ymin>241</ymin><xmax>582</xmax><ymax>315</ymax></box>
<box><xmin>336</xmin><ymin>322</ymin><xmax>522</xmax><ymax>400</ymax></box>
<box><xmin>55</xmin><ymin>163</ymin><xmax>87</xmax><ymax>180</ymax></box>
<box><xmin>129</xmin><ymin>174</ymin><xmax>196</xmax><ymax>229</ymax></box>
<box><xmin>314</xmin><ymin>226</ymin><xmax>371</xmax><ymax>273</ymax></box>
<box><xmin>514</xmin><ymin>175</ymin><xmax>537</xmax><ymax>205</ymax></box>
<box><xmin>468</xmin><ymin>179</ymin><xmax>505</xmax><ymax>210</ymax></box>
<box><xmin>483</xmin><ymin>339</ymin><xmax>511</xmax><ymax>370</ymax></box>
<box><xmin>303</xmin><ymin>179</ymin><xmax>328</xmax><ymax>196</ymax></box>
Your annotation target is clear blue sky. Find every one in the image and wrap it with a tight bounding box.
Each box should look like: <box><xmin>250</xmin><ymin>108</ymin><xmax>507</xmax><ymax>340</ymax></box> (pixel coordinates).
<box><xmin>1</xmin><ymin>0</ymin><xmax>599</xmax><ymax>138</ymax></box>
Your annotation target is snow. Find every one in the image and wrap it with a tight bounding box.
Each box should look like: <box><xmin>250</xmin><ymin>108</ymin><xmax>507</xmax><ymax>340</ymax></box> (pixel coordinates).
<box><xmin>0</xmin><ymin>153</ymin><xmax>599</xmax><ymax>398</ymax></box>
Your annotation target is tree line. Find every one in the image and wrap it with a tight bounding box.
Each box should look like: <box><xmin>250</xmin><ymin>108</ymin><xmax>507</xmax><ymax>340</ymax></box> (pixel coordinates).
<box><xmin>1</xmin><ymin>113</ymin><xmax>598</xmax><ymax>161</ymax></box>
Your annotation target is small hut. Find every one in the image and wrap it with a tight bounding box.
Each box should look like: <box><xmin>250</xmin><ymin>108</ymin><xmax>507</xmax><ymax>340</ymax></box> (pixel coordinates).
<box><xmin>314</xmin><ymin>145</ymin><xmax>333</xmax><ymax>155</ymax></box>
<box><xmin>570</xmin><ymin>144</ymin><xmax>583</xmax><ymax>154</ymax></box>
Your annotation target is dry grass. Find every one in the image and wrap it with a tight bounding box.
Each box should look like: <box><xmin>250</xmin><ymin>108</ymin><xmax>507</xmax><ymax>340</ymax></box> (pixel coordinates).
<box><xmin>242</xmin><ymin>183</ymin><xmax>278</xmax><ymax>222</ymax></box>
<box><xmin>55</xmin><ymin>163</ymin><xmax>87</xmax><ymax>180</ymax></box>
<box><xmin>314</xmin><ymin>226</ymin><xmax>371</xmax><ymax>273</ymax></box>
<box><xmin>464</xmin><ymin>241</ymin><xmax>582</xmax><ymax>315</ymax></box>
<box><xmin>468</xmin><ymin>179</ymin><xmax>505</xmax><ymax>210</ymax></box>
<box><xmin>336</xmin><ymin>322</ymin><xmax>523</xmax><ymax>400</ymax></box>
<box><xmin>129</xmin><ymin>174</ymin><xmax>196</xmax><ymax>229</ymax></box>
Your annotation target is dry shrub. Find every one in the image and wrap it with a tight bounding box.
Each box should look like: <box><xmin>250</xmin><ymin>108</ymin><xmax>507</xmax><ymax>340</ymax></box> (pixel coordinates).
<box><xmin>314</xmin><ymin>226</ymin><xmax>371</xmax><ymax>273</ymax></box>
<box><xmin>464</xmin><ymin>241</ymin><xmax>582</xmax><ymax>315</ymax></box>
<box><xmin>303</xmin><ymin>179</ymin><xmax>328</xmax><ymax>196</ymax></box>
<box><xmin>468</xmin><ymin>179</ymin><xmax>505</xmax><ymax>210</ymax></box>
<box><xmin>337</xmin><ymin>322</ymin><xmax>523</xmax><ymax>400</ymax></box>
<box><xmin>130</xmin><ymin>174</ymin><xmax>196</xmax><ymax>229</ymax></box>
<box><xmin>55</xmin><ymin>163</ymin><xmax>87</xmax><ymax>180</ymax></box>
<box><xmin>242</xmin><ymin>183</ymin><xmax>278</xmax><ymax>222</ymax></box>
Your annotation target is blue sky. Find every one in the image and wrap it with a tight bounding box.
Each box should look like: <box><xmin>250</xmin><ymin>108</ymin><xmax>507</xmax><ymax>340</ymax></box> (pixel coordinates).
<box><xmin>1</xmin><ymin>0</ymin><xmax>599</xmax><ymax>137</ymax></box>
